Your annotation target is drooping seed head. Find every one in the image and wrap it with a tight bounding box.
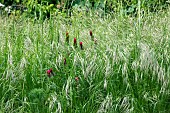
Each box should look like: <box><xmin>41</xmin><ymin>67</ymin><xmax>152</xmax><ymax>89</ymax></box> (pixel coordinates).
<box><xmin>94</xmin><ymin>38</ymin><xmax>97</xmax><ymax>44</ymax></box>
<box><xmin>66</xmin><ymin>32</ymin><xmax>69</xmax><ymax>37</ymax></box>
<box><xmin>57</xmin><ymin>4</ymin><xmax>61</xmax><ymax>9</ymax></box>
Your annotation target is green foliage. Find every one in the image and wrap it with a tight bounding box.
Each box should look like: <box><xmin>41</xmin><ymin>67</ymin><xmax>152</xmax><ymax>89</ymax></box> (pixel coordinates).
<box><xmin>28</xmin><ymin>88</ymin><xmax>46</xmax><ymax>103</ymax></box>
<box><xmin>0</xmin><ymin>1</ymin><xmax>170</xmax><ymax>113</ymax></box>
<box><xmin>1</xmin><ymin>0</ymin><xmax>169</xmax><ymax>17</ymax></box>
<box><xmin>92</xmin><ymin>0</ymin><xmax>169</xmax><ymax>14</ymax></box>
<box><xmin>24</xmin><ymin>0</ymin><xmax>55</xmax><ymax>18</ymax></box>
<box><xmin>28</xmin><ymin>88</ymin><xmax>48</xmax><ymax>112</ymax></box>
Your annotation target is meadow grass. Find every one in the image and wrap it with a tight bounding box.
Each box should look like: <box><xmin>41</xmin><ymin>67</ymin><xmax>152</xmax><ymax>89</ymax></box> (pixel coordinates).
<box><xmin>0</xmin><ymin>8</ymin><xmax>170</xmax><ymax>113</ymax></box>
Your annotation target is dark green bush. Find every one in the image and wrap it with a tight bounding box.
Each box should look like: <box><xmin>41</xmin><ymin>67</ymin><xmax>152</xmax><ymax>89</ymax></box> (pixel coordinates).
<box><xmin>0</xmin><ymin>0</ymin><xmax>169</xmax><ymax>17</ymax></box>
<box><xmin>95</xmin><ymin>0</ymin><xmax>169</xmax><ymax>14</ymax></box>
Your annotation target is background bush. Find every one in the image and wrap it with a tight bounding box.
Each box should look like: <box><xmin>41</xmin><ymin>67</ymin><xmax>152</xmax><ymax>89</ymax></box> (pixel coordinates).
<box><xmin>0</xmin><ymin>0</ymin><xmax>169</xmax><ymax>17</ymax></box>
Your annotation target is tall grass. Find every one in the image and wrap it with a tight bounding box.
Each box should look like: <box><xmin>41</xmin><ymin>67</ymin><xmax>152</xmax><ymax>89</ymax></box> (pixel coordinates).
<box><xmin>0</xmin><ymin>8</ymin><xmax>170</xmax><ymax>113</ymax></box>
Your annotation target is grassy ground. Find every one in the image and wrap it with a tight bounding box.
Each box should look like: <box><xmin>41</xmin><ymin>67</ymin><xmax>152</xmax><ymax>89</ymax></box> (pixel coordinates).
<box><xmin>0</xmin><ymin>8</ymin><xmax>170</xmax><ymax>113</ymax></box>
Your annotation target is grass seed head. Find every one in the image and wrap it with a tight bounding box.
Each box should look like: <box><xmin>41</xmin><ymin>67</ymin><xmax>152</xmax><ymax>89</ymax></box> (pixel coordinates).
<box><xmin>66</xmin><ymin>32</ymin><xmax>69</xmax><ymax>37</ymax></box>
<box><xmin>94</xmin><ymin>38</ymin><xmax>97</xmax><ymax>44</ymax></box>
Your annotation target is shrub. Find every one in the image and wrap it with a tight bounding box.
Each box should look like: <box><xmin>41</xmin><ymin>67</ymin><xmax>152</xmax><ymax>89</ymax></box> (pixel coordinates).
<box><xmin>0</xmin><ymin>0</ymin><xmax>169</xmax><ymax>17</ymax></box>
<box><xmin>106</xmin><ymin>0</ymin><xmax>168</xmax><ymax>13</ymax></box>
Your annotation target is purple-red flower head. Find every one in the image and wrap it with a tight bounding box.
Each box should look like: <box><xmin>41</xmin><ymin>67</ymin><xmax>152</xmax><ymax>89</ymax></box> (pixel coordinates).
<box><xmin>90</xmin><ymin>30</ymin><xmax>93</xmax><ymax>36</ymax></box>
<box><xmin>46</xmin><ymin>68</ymin><xmax>54</xmax><ymax>78</ymax></box>
<box><xmin>79</xmin><ymin>42</ymin><xmax>83</xmax><ymax>50</ymax></box>
<box><xmin>90</xmin><ymin>30</ymin><xmax>94</xmax><ymax>41</ymax></box>
<box><xmin>74</xmin><ymin>38</ymin><xmax>77</xmax><ymax>43</ymax></box>
<box><xmin>73</xmin><ymin>38</ymin><xmax>77</xmax><ymax>48</ymax></box>
<box><xmin>80</xmin><ymin>42</ymin><xmax>82</xmax><ymax>45</ymax></box>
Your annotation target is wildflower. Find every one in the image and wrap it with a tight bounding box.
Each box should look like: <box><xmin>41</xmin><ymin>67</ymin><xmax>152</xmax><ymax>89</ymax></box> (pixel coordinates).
<box><xmin>66</xmin><ymin>32</ymin><xmax>69</xmax><ymax>44</ymax></box>
<box><xmin>46</xmin><ymin>68</ymin><xmax>54</xmax><ymax>78</ymax></box>
<box><xmin>75</xmin><ymin>77</ymin><xmax>79</xmax><ymax>81</ymax></box>
<box><xmin>64</xmin><ymin>58</ymin><xmax>66</xmax><ymax>65</ymax></box>
<box><xmin>79</xmin><ymin>42</ymin><xmax>83</xmax><ymax>50</ymax></box>
<box><xmin>90</xmin><ymin>30</ymin><xmax>92</xmax><ymax>36</ymax></box>
<box><xmin>89</xmin><ymin>30</ymin><xmax>94</xmax><ymax>41</ymax></box>
<box><xmin>73</xmin><ymin>38</ymin><xmax>77</xmax><ymax>48</ymax></box>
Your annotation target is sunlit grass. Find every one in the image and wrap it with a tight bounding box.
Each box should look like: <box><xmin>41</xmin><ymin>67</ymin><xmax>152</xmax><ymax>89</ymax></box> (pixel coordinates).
<box><xmin>0</xmin><ymin>8</ymin><xmax>170</xmax><ymax>113</ymax></box>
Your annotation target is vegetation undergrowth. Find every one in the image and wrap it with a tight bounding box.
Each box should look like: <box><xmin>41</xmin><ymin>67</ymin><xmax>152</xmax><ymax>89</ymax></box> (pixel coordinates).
<box><xmin>0</xmin><ymin>7</ymin><xmax>170</xmax><ymax>113</ymax></box>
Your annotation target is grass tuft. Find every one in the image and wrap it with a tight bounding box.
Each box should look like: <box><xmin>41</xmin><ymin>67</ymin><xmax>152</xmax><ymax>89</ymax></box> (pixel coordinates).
<box><xmin>0</xmin><ymin>8</ymin><xmax>170</xmax><ymax>112</ymax></box>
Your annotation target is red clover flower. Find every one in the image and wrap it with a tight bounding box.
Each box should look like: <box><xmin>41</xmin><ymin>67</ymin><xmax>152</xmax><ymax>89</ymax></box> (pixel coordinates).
<box><xmin>79</xmin><ymin>42</ymin><xmax>83</xmax><ymax>50</ymax></box>
<box><xmin>73</xmin><ymin>38</ymin><xmax>77</xmax><ymax>48</ymax></box>
<box><xmin>90</xmin><ymin>30</ymin><xmax>94</xmax><ymax>41</ymax></box>
<box><xmin>90</xmin><ymin>30</ymin><xmax>92</xmax><ymax>36</ymax></box>
<box><xmin>46</xmin><ymin>68</ymin><xmax>54</xmax><ymax>78</ymax></box>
